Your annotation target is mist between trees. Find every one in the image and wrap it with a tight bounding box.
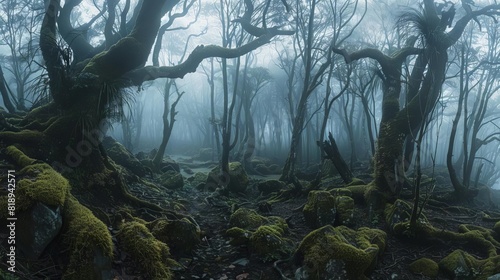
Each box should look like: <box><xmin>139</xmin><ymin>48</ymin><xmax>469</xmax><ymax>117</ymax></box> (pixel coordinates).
<box><xmin>1</xmin><ymin>0</ymin><xmax>500</xmax><ymax>194</ymax></box>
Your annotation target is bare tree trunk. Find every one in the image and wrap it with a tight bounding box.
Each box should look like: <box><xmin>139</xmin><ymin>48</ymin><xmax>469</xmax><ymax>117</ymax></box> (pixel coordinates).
<box><xmin>318</xmin><ymin>132</ymin><xmax>353</xmax><ymax>184</ymax></box>
<box><xmin>0</xmin><ymin>65</ymin><xmax>16</xmax><ymax>113</ymax></box>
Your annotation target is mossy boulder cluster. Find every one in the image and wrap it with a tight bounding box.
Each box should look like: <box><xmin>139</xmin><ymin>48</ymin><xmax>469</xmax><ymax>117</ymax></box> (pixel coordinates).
<box><xmin>207</xmin><ymin>162</ymin><xmax>249</xmax><ymax>193</ymax></box>
<box><xmin>294</xmin><ymin>225</ymin><xmax>387</xmax><ymax>279</ymax></box>
<box><xmin>103</xmin><ymin>136</ymin><xmax>147</xmax><ymax>177</ymax></box>
<box><xmin>0</xmin><ymin>146</ymin><xmax>113</xmax><ymax>279</ymax></box>
<box><xmin>226</xmin><ymin>208</ymin><xmax>293</xmax><ymax>261</ymax></box>
<box><xmin>303</xmin><ymin>190</ymin><xmax>355</xmax><ymax>228</ymax></box>
<box><xmin>118</xmin><ymin>221</ymin><xmax>174</xmax><ymax>279</ymax></box>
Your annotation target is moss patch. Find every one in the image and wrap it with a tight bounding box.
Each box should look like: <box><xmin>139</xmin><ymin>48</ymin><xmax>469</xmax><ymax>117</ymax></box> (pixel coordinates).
<box><xmin>5</xmin><ymin>145</ymin><xmax>36</xmax><ymax>167</ymax></box>
<box><xmin>226</xmin><ymin>208</ymin><xmax>291</xmax><ymax>261</ymax></box>
<box><xmin>229</xmin><ymin>208</ymin><xmax>269</xmax><ymax>229</ymax></box>
<box><xmin>148</xmin><ymin>218</ymin><xmax>200</xmax><ymax>255</ymax></box>
<box><xmin>63</xmin><ymin>196</ymin><xmax>113</xmax><ymax>279</ymax></box>
<box><xmin>303</xmin><ymin>191</ymin><xmax>336</xmax><ymax>228</ymax></box>
<box><xmin>118</xmin><ymin>221</ymin><xmax>172</xmax><ymax>280</ymax></box>
<box><xmin>249</xmin><ymin>225</ymin><xmax>293</xmax><ymax>261</ymax></box>
<box><xmin>294</xmin><ymin>225</ymin><xmax>387</xmax><ymax>280</ymax></box>
<box><xmin>14</xmin><ymin>163</ymin><xmax>70</xmax><ymax>214</ymax></box>
<box><xmin>409</xmin><ymin>258</ymin><xmax>439</xmax><ymax>278</ymax></box>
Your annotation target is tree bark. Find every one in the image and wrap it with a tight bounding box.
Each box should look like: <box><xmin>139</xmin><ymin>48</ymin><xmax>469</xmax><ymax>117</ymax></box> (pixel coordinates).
<box><xmin>318</xmin><ymin>132</ymin><xmax>353</xmax><ymax>184</ymax></box>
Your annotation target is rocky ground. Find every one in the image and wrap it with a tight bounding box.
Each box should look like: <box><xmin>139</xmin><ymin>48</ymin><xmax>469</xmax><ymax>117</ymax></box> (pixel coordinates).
<box><xmin>2</xmin><ymin>144</ymin><xmax>500</xmax><ymax>280</ymax></box>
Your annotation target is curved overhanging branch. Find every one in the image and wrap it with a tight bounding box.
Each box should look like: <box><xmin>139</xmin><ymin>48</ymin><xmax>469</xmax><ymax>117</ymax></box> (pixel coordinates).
<box><xmin>124</xmin><ymin>28</ymin><xmax>294</xmax><ymax>85</ymax></box>
<box><xmin>82</xmin><ymin>1</ymin><xmax>176</xmax><ymax>81</ymax></box>
<box><xmin>447</xmin><ymin>4</ymin><xmax>500</xmax><ymax>47</ymax></box>
<box><xmin>332</xmin><ymin>47</ymin><xmax>421</xmax><ymax>77</ymax></box>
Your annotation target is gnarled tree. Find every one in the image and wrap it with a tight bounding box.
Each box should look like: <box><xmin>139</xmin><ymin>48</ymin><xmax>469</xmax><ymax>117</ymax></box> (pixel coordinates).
<box><xmin>0</xmin><ymin>0</ymin><xmax>294</xmax><ymax>203</ymax></box>
<box><xmin>333</xmin><ymin>0</ymin><xmax>500</xmax><ymax>205</ymax></box>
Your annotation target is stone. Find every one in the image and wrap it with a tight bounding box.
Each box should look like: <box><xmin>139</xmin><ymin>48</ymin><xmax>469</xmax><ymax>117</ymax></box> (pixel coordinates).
<box><xmin>206</xmin><ymin>162</ymin><xmax>248</xmax><ymax>193</ymax></box>
<box><xmin>103</xmin><ymin>136</ymin><xmax>146</xmax><ymax>176</ymax></box>
<box><xmin>256</xmin><ymin>180</ymin><xmax>285</xmax><ymax>195</ymax></box>
<box><xmin>303</xmin><ymin>191</ymin><xmax>336</xmax><ymax>228</ymax></box>
<box><xmin>409</xmin><ymin>258</ymin><xmax>439</xmax><ymax>278</ymax></box>
<box><xmin>335</xmin><ymin>196</ymin><xmax>355</xmax><ymax>226</ymax></box>
<box><xmin>159</xmin><ymin>170</ymin><xmax>184</xmax><ymax>189</ymax></box>
<box><xmin>149</xmin><ymin>218</ymin><xmax>201</xmax><ymax>255</ymax></box>
<box><xmin>17</xmin><ymin>202</ymin><xmax>62</xmax><ymax>259</ymax></box>
<box><xmin>294</xmin><ymin>225</ymin><xmax>386</xmax><ymax>279</ymax></box>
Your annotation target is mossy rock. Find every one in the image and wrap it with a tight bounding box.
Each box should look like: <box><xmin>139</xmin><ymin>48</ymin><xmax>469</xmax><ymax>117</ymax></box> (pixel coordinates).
<box><xmin>159</xmin><ymin>170</ymin><xmax>184</xmax><ymax>189</ymax></box>
<box><xmin>257</xmin><ymin>179</ymin><xmax>285</xmax><ymax>195</ymax></box>
<box><xmin>102</xmin><ymin>137</ymin><xmax>146</xmax><ymax>177</ymax></box>
<box><xmin>294</xmin><ymin>225</ymin><xmax>387</xmax><ymax>280</ymax></box>
<box><xmin>2</xmin><ymin>163</ymin><xmax>71</xmax><ymax>216</ymax></box>
<box><xmin>229</xmin><ymin>208</ymin><xmax>270</xmax><ymax>229</ymax></box>
<box><xmin>226</xmin><ymin>208</ymin><xmax>290</xmax><ymax>261</ymax></box>
<box><xmin>187</xmin><ymin>172</ymin><xmax>208</xmax><ymax>186</ymax></box>
<box><xmin>226</xmin><ymin>227</ymin><xmax>252</xmax><ymax>246</ymax></box>
<box><xmin>439</xmin><ymin>250</ymin><xmax>480</xmax><ymax>279</ymax></box>
<box><xmin>335</xmin><ymin>195</ymin><xmax>355</xmax><ymax>226</ymax></box>
<box><xmin>118</xmin><ymin>221</ymin><xmax>173</xmax><ymax>280</ymax></box>
<box><xmin>63</xmin><ymin>197</ymin><xmax>113</xmax><ymax>280</ymax></box>
<box><xmin>303</xmin><ymin>191</ymin><xmax>336</xmax><ymax>228</ymax></box>
<box><xmin>148</xmin><ymin>218</ymin><xmax>200</xmax><ymax>255</ymax></box>
<box><xmin>249</xmin><ymin>225</ymin><xmax>293</xmax><ymax>261</ymax></box>
<box><xmin>409</xmin><ymin>258</ymin><xmax>439</xmax><ymax>278</ymax></box>
<box><xmin>206</xmin><ymin>162</ymin><xmax>249</xmax><ymax>193</ymax></box>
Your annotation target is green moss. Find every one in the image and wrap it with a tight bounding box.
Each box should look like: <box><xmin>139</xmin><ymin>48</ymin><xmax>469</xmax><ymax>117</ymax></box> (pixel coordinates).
<box><xmin>226</xmin><ymin>227</ymin><xmax>252</xmax><ymax>245</ymax></box>
<box><xmin>83</xmin><ymin>37</ymin><xmax>145</xmax><ymax>80</ymax></box>
<box><xmin>335</xmin><ymin>196</ymin><xmax>355</xmax><ymax>226</ymax></box>
<box><xmin>409</xmin><ymin>258</ymin><xmax>439</xmax><ymax>278</ymax></box>
<box><xmin>207</xmin><ymin>162</ymin><xmax>249</xmax><ymax>193</ymax></box>
<box><xmin>439</xmin><ymin>250</ymin><xmax>480</xmax><ymax>279</ymax></box>
<box><xmin>5</xmin><ymin>145</ymin><xmax>36</xmax><ymax>167</ymax></box>
<box><xmin>226</xmin><ymin>209</ymin><xmax>289</xmax><ymax>261</ymax></box>
<box><xmin>229</xmin><ymin>208</ymin><xmax>268</xmax><ymax>229</ymax></box>
<box><xmin>303</xmin><ymin>191</ymin><xmax>336</xmax><ymax>228</ymax></box>
<box><xmin>15</xmin><ymin>163</ymin><xmax>70</xmax><ymax>213</ymax></box>
<box><xmin>249</xmin><ymin>225</ymin><xmax>292</xmax><ymax>261</ymax></box>
<box><xmin>494</xmin><ymin>221</ymin><xmax>500</xmax><ymax>235</ymax></box>
<box><xmin>148</xmin><ymin>218</ymin><xmax>200</xmax><ymax>254</ymax></box>
<box><xmin>294</xmin><ymin>225</ymin><xmax>386</xmax><ymax>280</ymax></box>
<box><xmin>63</xmin><ymin>196</ymin><xmax>113</xmax><ymax>279</ymax></box>
<box><xmin>0</xmin><ymin>129</ymin><xmax>44</xmax><ymax>144</ymax></box>
<box><xmin>159</xmin><ymin>170</ymin><xmax>184</xmax><ymax>189</ymax></box>
<box><xmin>118</xmin><ymin>221</ymin><xmax>172</xmax><ymax>280</ymax></box>
<box><xmin>346</xmin><ymin>178</ymin><xmax>365</xmax><ymax>186</ymax></box>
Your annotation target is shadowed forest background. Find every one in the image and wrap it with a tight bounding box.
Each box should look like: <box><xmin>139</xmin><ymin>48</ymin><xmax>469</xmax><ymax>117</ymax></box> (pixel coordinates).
<box><xmin>1</xmin><ymin>0</ymin><xmax>500</xmax><ymax>279</ymax></box>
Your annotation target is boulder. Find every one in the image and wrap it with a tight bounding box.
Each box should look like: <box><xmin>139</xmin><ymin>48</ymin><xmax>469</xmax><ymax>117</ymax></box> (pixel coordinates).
<box><xmin>17</xmin><ymin>202</ymin><xmax>62</xmax><ymax>259</ymax></box>
<box><xmin>409</xmin><ymin>258</ymin><xmax>439</xmax><ymax>278</ymax></box>
<box><xmin>226</xmin><ymin>208</ymin><xmax>292</xmax><ymax>261</ymax></box>
<box><xmin>149</xmin><ymin>218</ymin><xmax>201</xmax><ymax>255</ymax></box>
<box><xmin>303</xmin><ymin>191</ymin><xmax>336</xmax><ymax>228</ymax></box>
<box><xmin>159</xmin><ymin>170</ymin><xmax>184</xmax><ymax>190</ymax></box>
<box><xmin>294</xmin><ymin>225</ymin><xmax>386</xmax><ymax>280</ymax></box>
<box><xmin>206</xmin><ymin>162</ymin><xmax>248</xmax><ymax>193</ymax></box>
<box><xmin>103</xmin><ymin>137</ymin><xmax>146</xmax><ymax>177</ymax></box>
<box><xmin>257</xmin><ymin>180</ymin><xmax>285</xmax><ymax>195</ymax></box>
<box><xmin>335</xmin><ymin>196</ymin><xmax>355</xmax><ymax>226</ymax></box>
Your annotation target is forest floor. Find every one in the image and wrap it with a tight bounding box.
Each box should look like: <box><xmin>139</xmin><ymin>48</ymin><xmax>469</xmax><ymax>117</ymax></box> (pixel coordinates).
<box><xmin>112</xmin><ymin>156</ymin><xmax>500</xmax><ymax>280</ymax></box>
